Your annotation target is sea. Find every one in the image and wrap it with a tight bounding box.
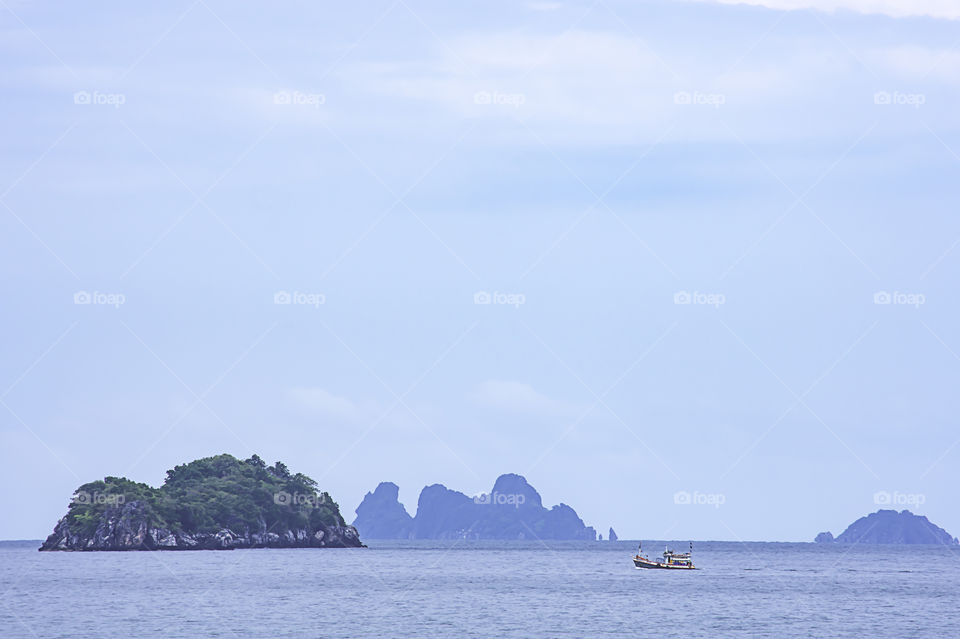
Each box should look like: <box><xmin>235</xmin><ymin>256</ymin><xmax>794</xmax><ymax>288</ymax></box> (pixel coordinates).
<box><xmin>1</xmin><ymin>539</ymin><xmax>958</xmax><ymax>638</ymax></box>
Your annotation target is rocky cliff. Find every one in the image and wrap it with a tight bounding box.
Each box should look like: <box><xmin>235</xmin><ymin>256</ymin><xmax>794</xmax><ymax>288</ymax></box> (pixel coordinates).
<box><xmin>41</xmin><ymin>500</ymin><xmax>361</xmax><ymax>550</ymax></box>
<box><xmin>352</xmin><ymin>482</ymin><xmax>415</xmax><ymax>539</ymax></box>
<box><xmin>40</xmin><ymin>454</ymin><xmax>363</xmax><ymax>551</ymax></box>
<box><xmin>352</xmin><ymin>474</ymin><xmax>596</xmax><ymax>541</ymax></box>
<box><xmin>815</xmin><ymin>510</ymin><xmax>958</xmax><ymax>545</ymax></box>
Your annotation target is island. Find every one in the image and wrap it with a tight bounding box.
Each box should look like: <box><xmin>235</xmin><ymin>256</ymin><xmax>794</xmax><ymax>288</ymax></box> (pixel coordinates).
<box><xmin>814</xmin><ymin>509</ymin><xmax>958</xmax><ymax>545</ymax></box>
<box><xmin>351</xmin><ymin>482</ymin><xmax>415</xmax><ymax>539</ymax></box>
<box><xmin>39</xmin><ymin>454</ymin><xmax>363</xmax><ymax>551</ymax></box>
<box><xmin>352</xmin><ymin>473</ymin><xmax>597</xmax><ymax>540</ymax></box>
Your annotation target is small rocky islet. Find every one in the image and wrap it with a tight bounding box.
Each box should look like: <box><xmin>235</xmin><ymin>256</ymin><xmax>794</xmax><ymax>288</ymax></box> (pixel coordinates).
<box><xmin>39</xmin><ymin>454</ymin><xmax>362</xmax><ymax>551</ymax></box>
<box><xmin>815</xmin><ymin>509</ymin><xmax>958</xmax><ymax>545</ymax></box>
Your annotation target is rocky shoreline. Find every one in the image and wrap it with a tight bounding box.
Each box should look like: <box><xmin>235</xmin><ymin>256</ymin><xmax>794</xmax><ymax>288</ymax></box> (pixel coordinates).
<box><xmin>40</xmin><ymin>500</ymin><xmax>362</xmax><ymax>551</ymax></box>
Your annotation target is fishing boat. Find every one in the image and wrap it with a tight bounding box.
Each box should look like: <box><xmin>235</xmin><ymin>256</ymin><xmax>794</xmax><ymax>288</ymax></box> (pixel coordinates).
<box><xmin>633</xmin><ymin>542</ymin><xmax>697</xmax><ymax>570</ymax></box>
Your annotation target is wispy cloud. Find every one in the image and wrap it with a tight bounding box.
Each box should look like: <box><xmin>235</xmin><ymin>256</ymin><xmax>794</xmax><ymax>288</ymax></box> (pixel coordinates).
<box><xmin>697</xmin><ymin>0</ymin><xmax>960</xmax><ymax>20</ymax></box>
<box><xmin>527</xmin><ymin>1</ymin><xmax>564</xmax><ymax>11</ymax></box>
<box><xmin>286</xmin><ymin>387</ymin><xmax>371</xmax><ymax>423</ymax></box>
<box><xmin>470</xmin><ymin>380</ymin><xmax>582</xmax><ymax>417</ymax></box>
<box><xmin>869</xmin><ymin>45</ymin><xmax>960</xmax><ymax>82</ymax></box>
<box><xmin>344</xmin><ymin>24</ymin><xmax>957</xmax><ymax>146</ymax></box>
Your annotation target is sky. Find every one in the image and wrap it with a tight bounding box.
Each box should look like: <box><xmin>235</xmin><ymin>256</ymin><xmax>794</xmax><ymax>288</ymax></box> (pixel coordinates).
<box><xmin>1</xmin><ymin>0</ymin><xmax>959</xmax><ymax>542</ymax></box>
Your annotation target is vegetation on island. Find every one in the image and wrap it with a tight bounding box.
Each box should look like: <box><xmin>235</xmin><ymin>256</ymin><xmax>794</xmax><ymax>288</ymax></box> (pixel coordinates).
<box><xmin>63</xmin><ymin>454</ymin><xmax>346</xmax><ymax>538</ymax></box>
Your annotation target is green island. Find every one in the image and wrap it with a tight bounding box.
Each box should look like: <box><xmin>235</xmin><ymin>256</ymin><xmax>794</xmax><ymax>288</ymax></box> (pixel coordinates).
<box><xmin>39</xmin><ymin>454</ymin><xmax>363</xmax><ymax>551</ymax></box>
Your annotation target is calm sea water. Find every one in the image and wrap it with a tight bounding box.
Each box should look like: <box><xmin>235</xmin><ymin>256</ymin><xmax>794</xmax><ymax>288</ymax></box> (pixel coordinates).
<box><xmin>1</xmin><ymin>539</ymin><xmax>958</xmax><ymax>638</ymax></box>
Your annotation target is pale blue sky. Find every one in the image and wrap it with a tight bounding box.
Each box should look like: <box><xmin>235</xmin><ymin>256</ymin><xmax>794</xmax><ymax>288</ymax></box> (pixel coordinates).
<box><xmin>2</xmin><ymin>0</ymin><xmax>959</xmax><ymax>541</ymax></box>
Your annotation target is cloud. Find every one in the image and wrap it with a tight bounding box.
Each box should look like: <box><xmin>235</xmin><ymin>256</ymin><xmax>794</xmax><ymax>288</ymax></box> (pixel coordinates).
<box><xmin>286</xmin><ymin>387</ymin><xmax>368</xmax><ymax>423</ymax></box>
<box><xmin>346</xmin><ymin>26</ymin><xmax>955</xmax><ymax>145</ymax></box>
<box><xmin>697</xmin><ymin>0</ymin><xmax>960</xmax><ymax>20</ymax></box>
<box><xmin>284</xmin><ymin>387</ymin><xmax>433</xmax><ymax>435</ymax></box>
<box><xmin>868</xmin><ymin>45</ymin><xmax>960</xmax><ymax>82</ymax></box>
<box><xmin>527</xmin><ymin>1</ymin><xmax>564</xmax><ymax>10</ymax></box>
<box><xmin>470</xmin><ymin>380</ymin><xmax>582</xmax><ymax>417</ymax></box>
<box><xmin>347</xmin><ymin>29</ymin><xmax>675</xmax><ymax>137</ymax></box>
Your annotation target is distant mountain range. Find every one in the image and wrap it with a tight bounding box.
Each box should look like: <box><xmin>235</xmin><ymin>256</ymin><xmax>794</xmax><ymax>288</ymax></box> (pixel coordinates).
<box><xmin>815</xmin><ymin>509</ymin><xmax>958</xmax><ymax>545</ymax></box>
<box><xmin>353</xmin><ymin>474</ymin><xmax>597</xmax><ymax>540</ymax></box>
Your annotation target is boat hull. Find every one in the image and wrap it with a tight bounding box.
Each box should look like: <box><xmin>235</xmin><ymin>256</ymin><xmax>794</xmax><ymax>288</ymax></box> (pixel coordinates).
<box><xmin>633</xmin><ymin>556</ymin><xmax>696</xmax><ymax>570</ymax></box>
